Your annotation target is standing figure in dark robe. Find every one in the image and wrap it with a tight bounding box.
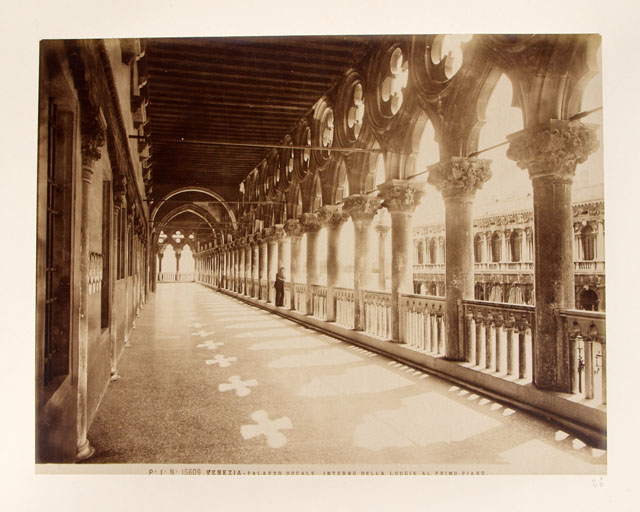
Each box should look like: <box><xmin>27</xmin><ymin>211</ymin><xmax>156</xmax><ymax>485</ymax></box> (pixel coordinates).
<box><xmin>275</xmin><ymin>267</ymin><xmax>286</xmax><ymax>307</ymax></box>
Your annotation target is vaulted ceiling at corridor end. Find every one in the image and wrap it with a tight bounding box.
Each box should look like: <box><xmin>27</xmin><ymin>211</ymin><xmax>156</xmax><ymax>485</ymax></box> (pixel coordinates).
<box><xmin>136</xmin><ymin>34</ymin><xmax>601</xmax><ymax>247</ymax></box>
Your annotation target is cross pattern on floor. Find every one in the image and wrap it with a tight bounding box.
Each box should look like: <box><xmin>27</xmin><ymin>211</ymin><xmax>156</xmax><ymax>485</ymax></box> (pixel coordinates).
<box><xmin>240</xmin><ymin>410</ymin><xmax>292</xmax><ymax>448</ymax></box>
<box><xmin>197</xmin><ymin>340</ymin><xmax>224</xmax><ymax>350</ymax></box>
<box><xmin>205</xmin><ymin>354</ymin><xmax>237</xmax><ymax>368</ymax></box>
<box><xmin>218</xmin><ymin>375</ymin><xmax>258</xmax><ymax>396</ymax></box>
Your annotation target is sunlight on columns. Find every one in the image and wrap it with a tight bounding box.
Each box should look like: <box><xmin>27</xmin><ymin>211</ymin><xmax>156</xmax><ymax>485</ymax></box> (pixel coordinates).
<box><xmin>338</xmin><ymin>219</ymin><xmax>355</xmax><ymax>287</ymax></box>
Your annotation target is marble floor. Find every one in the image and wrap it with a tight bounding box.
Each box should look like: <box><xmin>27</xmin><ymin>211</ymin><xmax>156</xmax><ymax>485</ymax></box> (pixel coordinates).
<box><xmin>86</xmin><ymin>283</ymin><xmax>606</xmax><ymax>474</ymax></box>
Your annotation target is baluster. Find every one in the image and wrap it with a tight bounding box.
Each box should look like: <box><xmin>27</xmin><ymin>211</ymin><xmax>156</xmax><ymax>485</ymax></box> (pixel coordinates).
<box><xmin>475</xmin><ymin>312</ymin><xmax>485</xmax><ymax>367</ymax></box>
<box><xmin>585</xmin><ymin>339</ymin><xmax>594</xmax><ymax>399</ymax></box>
<box><xmin>425</xmin><ymin>308</ymin><xmax>432</xmax><ymax>352</ymax></box>
<box><xmin>495</xmin><ymin>313</ymin><xmax>507</xmax><ymax>373</ymax></box>
<box><xmin>418</xmin><ymin>309</ymin><xmax>424</xmax><ymax>350</ymax></box>
<box><xmin>485</xmin><ymin>313</ymin><xmax>494</xmax><ymax>370</ymax></box>
<box><xmin>437</xmin><ymin>313</ymin><xmax>445</xmax><ymax>355</ymax></box>
<box><xmin>506</xmin><ymin>314</ymin><xmax>517</xmax><ymax>376</ymax></box>
<box><xmin>465</xmin><ymin>309</ymin><xmax>475</xmax><ymax>363</ymax></box>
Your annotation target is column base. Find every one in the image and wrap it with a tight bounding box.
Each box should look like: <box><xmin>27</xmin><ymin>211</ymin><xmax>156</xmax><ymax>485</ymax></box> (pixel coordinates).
<box><xmin>76</xmin><ymin>439</ymin><xmax>95</xmax><ymax>462</ymax></box>
<box><xmin>110</xmin><ymin>371</ymin><xmax>121</xmax><ymax>382</ymax></box>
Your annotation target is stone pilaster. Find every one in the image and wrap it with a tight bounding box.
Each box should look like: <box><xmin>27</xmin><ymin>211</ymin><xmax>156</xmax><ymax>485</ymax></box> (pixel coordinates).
<box><xmin>378</xmin><ymin>180</ymin><xmax>425</xmax><ymax>342</ymax></box>
<box><xmin>507</xmin><ymin>119</ymin><xmax>599</xmax><ymax>390</ymax></box>
<box><xmin>428</xmin><ymin>157</ymin><xmax>492</xmax><ymax>360</ymax></box>
<box><xmin>343</xmin><ymin>195</ymin><xmax>382</xmax><ymax>330</ymax></box>
<box><xmin>318</xmin><ymin>205</ymin><xmax>349</xmax><ymax>322</ymax></box>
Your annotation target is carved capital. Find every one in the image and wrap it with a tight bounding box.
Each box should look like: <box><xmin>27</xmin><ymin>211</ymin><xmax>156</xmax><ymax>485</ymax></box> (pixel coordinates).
<box><xmin>427</xmin><ymin>157</ymin><xmax>492</xmax><ymax>198</ymax></box>
<box><xmin>506</xmin><ymin>120</ymin><xmax>599</xmax><ymax>180</ymax></box>
<box><xmin>81</xmin><ymin>109</ymin><xmax>106</xmax><ymax>167</ymax></box>
<box><xmin>299</xmin><ymin>213</ymin><xmax>322</xmax><ymax>233</ymax></box>
<box><xmin>283</xmin><ymin>218</ymin><xmax>304</xmax><ymax>238</ymax></box>
<box><xmin>264</xmin><ymin>225</ymin><xmax>284</xmax><ymax>243</ymax></box>
<box><xmin>377</xmin><ymin>179</ymin><xmax>425</xmax><ymax>214</ymax></box>
<box><xmin>342</xmin><ymin>194</ymin><xmax>382</xmax><ymax>223</ymax></box>
<box><xmin>317</xmin><ymin>205</ymin><xmax>349</xmax><ymax>228</ymax></box>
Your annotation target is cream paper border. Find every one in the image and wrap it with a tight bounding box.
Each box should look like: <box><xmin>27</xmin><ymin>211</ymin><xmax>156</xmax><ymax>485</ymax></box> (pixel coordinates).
<box><xmin>2</xmin><ymin>0</ymin><xmax>638</xmax><ymax>509</ymax></box>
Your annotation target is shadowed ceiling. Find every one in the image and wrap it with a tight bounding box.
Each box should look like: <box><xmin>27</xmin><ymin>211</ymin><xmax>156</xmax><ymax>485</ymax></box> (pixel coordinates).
<box><xmin>145</xmin><ymin>36</ymin><xmax>377</xmax><ymax>199</ymax></box>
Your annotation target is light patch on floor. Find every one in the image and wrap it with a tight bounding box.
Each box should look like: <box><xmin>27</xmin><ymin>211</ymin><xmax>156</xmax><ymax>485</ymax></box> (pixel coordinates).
<box><xmin>192</xmin><ymin>330</ymin><xmax>214</xmax><ymax>337</ymax></box>
<box><xmin>197</xmin><ymin>340</ymin><xmax>224</xmax><ymax>350</ymax></box>
<box><xmin>298</xmin><ymin>365</ymin><xmax>415</xmax><ymax>397</ymax></box>
<box><xmin>235</xmin><ymin>327</ymin><xmax>307</xmax><ymax>338</ymax></box>
<box><xmin>249</xmin><ymin>337</ymin><xmax>329</xmax><ymax>351</ymax></box>
<box><xmin>240</xmin><ymin>410</ymin><xmax>292</xmax><ymax>448</ymax></box>
<box><xmin>353</xmin><ymin>392</ymin><xmax>502</xmax><ymax>451</ymax></box>
<box><xmin>498</xmin><ymin>439</ymin><xmax>596</xmax><ymax>474</ymax></box>
<box><xmin>268</xmin><ymin>348</ymin><xmax>363</xmax><ymax>368</ymax></box>
<box><xmin>218</xmin><ymin>375</ymin><xmax>258</xmax><ymax>396</ymax></box>
<box><xmin>205</xmin><ymin>355</ymin><xmax>237</xmax><ymax>368</ymax></box>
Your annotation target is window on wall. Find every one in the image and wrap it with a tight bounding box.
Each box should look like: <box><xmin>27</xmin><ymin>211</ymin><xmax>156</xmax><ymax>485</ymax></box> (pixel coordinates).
<box><xmin>581</xmin><ymin>225</ymin><xmax>596</xmax><ymax>261</ymax></box>
<box><xmin>43</xmin><ymin>99</ymin><xmax>73</xmax><ymax>388</ymax></box>
<box><xmin>510</xmin><ymin>231</ymin><xmax>521</xmax><ymax>262</ymax></box>
<box><xmin>101</xmin><ymin>182</ymin><xmax>111</xmax><ymax>329</ymax></box>
<box><xmin>474</xmin><ymin>235</ymin><xmax>483</xmax><ymax>262</ymax></box>
<box><xmin>417</xmin><ymin>241</ymin><xmax>424</xmax><ymax>264</ymax></box>
<box><xmin>429</xmin><ymin>239</ymin><xmax>437</xmax><ymax>264</ymax></box>
<box><xmin>491</xmin><ymin>233</ymin><xmax>501</xmax><ymax>262</ymax></box>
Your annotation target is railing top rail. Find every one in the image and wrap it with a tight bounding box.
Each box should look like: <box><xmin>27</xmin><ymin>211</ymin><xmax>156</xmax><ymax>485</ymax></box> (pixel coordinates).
<box><xmin>462</xmin><ymin>299</ymin><xmax>535</xmax><ymax>313</ymax></box>
<box><xmin>402</xmin><ymin>293</ymin><xmax>445</xmax><ymax>302</ymax></box>
<box><xmin>558</xmin><ymin>308</ymin><xmax>606</xmax><ymax>321</ymax></box>
<box><xmin>333</xmin><ymin>286</ymin><xmax>355</xmax><ymax>293</ymax></box>
<box><xmin>362</xmin><ymin>289</ymin><xmax>392</xmax><ymax>296</ymax></box>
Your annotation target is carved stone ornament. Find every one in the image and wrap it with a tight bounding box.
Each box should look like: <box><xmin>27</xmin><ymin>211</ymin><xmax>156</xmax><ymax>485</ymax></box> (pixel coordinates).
<box><xmin>377</xmin><ymin>180</ymin><xmax>425</xmax><ymax>213</ymax></box>
<box><xmin>81</xmin><ymin>110</ymin><xmax>106</xmax><ymax>167</ymax></box>
<box><xmin>283</xmin><ymin>218</ymin><xmax>304</xmax><ymax>238</ymax></box>
<box><xmin>299</xmin><ymin>212</ymin><xmax>322</xmax><ymax>233</ymax></box>
<box><xmin>506</xmin><ymin>120</ymin><xmax>599</xmax><ymax>179</ymax></box>
<box><xmin>317</xmin><ymin>205</ymin><xmax>349</xmax><ymax>228</ymax></box>
<box><xmin>427</xmin><ymin>157</ymin><xmax>492</xmax><ymax>197</ymax></box>
<box><xmin>264</xmin><ymin>225</ymin><xmax>284</xmax><ymax>242</ymax></box>
<box><xmin>342</xmin><ymin>194</ymin><xmax>382</xmax><ymax>222</ymax></box>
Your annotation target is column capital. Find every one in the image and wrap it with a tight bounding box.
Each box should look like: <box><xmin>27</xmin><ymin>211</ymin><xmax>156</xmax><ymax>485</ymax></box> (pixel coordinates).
<box><xmin>343</xmin><ymin>194</ymin><xmax>382</xmax><ymax>223</ymax></box>
<box><xmin>506</xmin><ymin>120</ymin><xmax>599</xmax><ymax>180</ymax></box>
<box><xmin>264</xmin><ymin>224</ymin><xmax>285</xmax><ymax>242</ymax></box>
<box><xmin>317</xmin><ymin>205</ymin><xmax>349</xmax><ymax>228</ymax></box>
<box><xmin>283</xmin><ymin>218</ymin><xmax>304</xmax><ymax>238</ymax></box>
<box><xmin>427</xmin><ymin>157</ymin><xmax>492</xmax><ymax>198</ymax></box>
<box><xmin>299</xmin><ymin>212</ymin><xmax>322</xmax><ymax>233</ymax></box>
<box><xmin>81</xmin><ymin>108</ymin><xmax>106</xmax><ymax>167</ymax></box>
<box><xmin>377</xmin><ymin>179</ymin><xmax>425</xmax><ymax>214</ymax></box>
<box><xmin>375</xmin><ymin>223</ymin><xmax>391</xmax><ymax>236</ymax></box>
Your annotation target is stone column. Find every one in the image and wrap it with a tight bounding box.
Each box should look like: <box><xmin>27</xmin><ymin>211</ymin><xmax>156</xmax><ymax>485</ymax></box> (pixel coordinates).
<box><xmin>343</xmin><ymin>195</ymin><xmax>382</xmax><ymax>330</ymax></box>
<box><xmin>318</xmin><ymin>205</ymin><xmax>349</xmax><ymax>322</ymax></box>
<box><xmin>300</xmin><ymin>213</ymin><xmax>322</xmax><ymax>315</ymax></box>
<box><xmin>251</xmin><ymin>236</ymin><xmax>259</xmax><ymax>297</ymax></box>
<box><xmin>265</xmin><ymin>225</ymin><xmax>283</xmax><ymax>303</ymax></box>
<box><xmin>376</xmin><ymin>224</ymin><xmax>390</xmax><ymax>291</ymax></box>
<box><xmin>239</xmin><ymin>241</ymin><xmax>246</xmax><ymax>294</ymax></box>
<box><xmin>76</xmin><ymin>113</ymin><xmax>105</xmax><ymax>462</ymax></box>
<box><xmin>284</xmin><ymin>219</ymin><xmax>304</xmax><ymax>311</ymax></box>
<box><xmin>428</xmin><ymin>157</ymin><xmax>492</xmax><ymax>360</ymax></box>
<box><xmin>259</xmin><ymin>234</ymin><xmax>268</xmax><ymax>300</ymax></box>
<box><xmin>175</xmin><ymin>247</ymin><xmax>182</xmax><ymax>277</ymax></box>
<box><xmin>507</xmin><ymin>120</ymin><xmax>599</xmax><ymax>390</ymax></box>
<box><xmin>378</xmin><ymin>181</ymin><xmax>425</xmax><ymax>342</ymax></box>
<box><xmin>244</xmin><ymin>240</ymin><xmax>251</xmax><ymax>295</ymax></box>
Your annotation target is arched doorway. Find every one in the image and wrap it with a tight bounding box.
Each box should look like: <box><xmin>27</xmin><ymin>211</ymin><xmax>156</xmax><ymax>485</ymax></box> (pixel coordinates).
<box><xmin>579</xmin><ymin>288</ymin><xmax>600</xmax><ymax>311</ymax></box>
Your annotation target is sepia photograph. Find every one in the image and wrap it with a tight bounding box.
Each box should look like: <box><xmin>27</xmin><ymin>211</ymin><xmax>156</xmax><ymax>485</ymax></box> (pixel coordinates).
<box><xmin>3</xmin><ymin>0</ymin><xmax>640</xmax><ymax>510</ymax></box>
<box><xmin>35</xmin><ymin>32</ymin><xmax>606</xmax><ymax>473</ymax></box>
